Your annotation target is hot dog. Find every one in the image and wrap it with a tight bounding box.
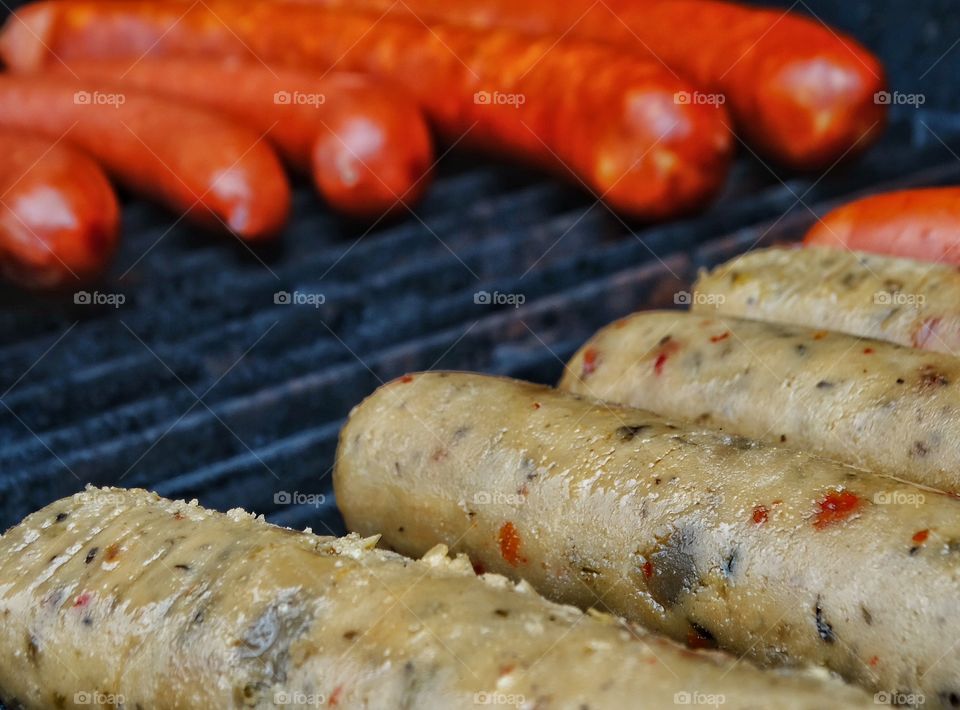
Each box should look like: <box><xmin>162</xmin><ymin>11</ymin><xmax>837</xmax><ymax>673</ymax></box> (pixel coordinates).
<box><xmin>560</xmin><ymin>309</ymin><xmax>960</xmax><ymax>492</ymax></box>
<box><xmin>0</xmin><ymin>1</ymin><xmax>734</xmax><ymax>220</ymax></box>
<box><xmin>694</xmin><ymin>247</ymin><xmax>960</xmax><ymax>354</ymax></box>
<box><xmin>0</xmin><ymin>74</ymin><xmax>289</xmax><ymax>241</ymax></box>
<box><xmin>282</xmin><ymin>0</ymin><xmax>887</xmax><ymax>171</ymax></box>
<box><xmin>335</xmin><ymin>371</ymin><xmax>960</xmax><ymax>706</ymax></box>
<box><xmin>0</xmin><ymin>132</ymin><xmax>118</xmax><ymax>289</ymax></box>
<box><xmin>56</xmin><ymin>59</ymin><xmax>433</xmax><ymax>219</ymax></box>
<box><xmin>0</xmin><ymin>488</ymin><xmax>873</xmax><ymax>709</ymax></box>
<box><xmin>805</xmin><ymin>187</ymin><xmax>960</xmax><ymax>264</ymax></box>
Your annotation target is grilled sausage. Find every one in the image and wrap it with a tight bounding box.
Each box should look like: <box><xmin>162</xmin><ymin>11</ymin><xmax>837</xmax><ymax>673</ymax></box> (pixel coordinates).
<box><xmin>805</xmin><ymin>187</ymin><xmax>960</xmax><ymax>264</ymax></box>
<box><xmin>55</xmin><ymin>59</ymin><xmax>433</xmax><ymax>219</ymax></box>
<box><xmin>336</xmin><ymin>371</ymin><xmax>960</xmax><ymax>706</ymax></box>
<box><xmin>0</xmin><ymin>132</ymin><xmax>118</xmax><ymax>289</ymax></box>
<box><xmin>0</xmin><ymin>74</ymin><xmax>289</xmax><ymax>241</ymax></box>
<box><xmin>0</xmin><ymin>488</ymin><xmax>873</xmax><ymax>709</ymax></box>
<box><xmin>694</xmin><ymin>247</ymin><xmax>960</xmax><ymax>354</ymax></box>
<box><xmin>282</xmin><ymin>0</ymin><xmax>887</xmax><ymax>171</ymax></box>
<box><xmin>0</xmin><ymin>0</ymin><xmax>734</xmax><ymax>220</ymax></box>
<box><xmin>560</xmin><ymin>309</ymin><xmax>960</xmax><ymax>492</ymax></box>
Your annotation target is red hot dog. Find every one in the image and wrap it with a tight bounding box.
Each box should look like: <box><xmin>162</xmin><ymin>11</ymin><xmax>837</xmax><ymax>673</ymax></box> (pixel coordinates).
<box><xmin>277</xmin><ymin>0</ymin><xmax>887</xmax><ymax>171</ymax></box>
<box><xmin>0</xmin><ymin>1</ymin><xmax>734</xmax><ymax>220</ymax></box>
<box><xmin>57</xmin><ymin>59</ymin><xmax>433</xmax><ymax>219</ymax></box>
<box><xmin>805</xmin><ymin>187</ymin><xmax>960</xmax><ymax>265</ymax></box>
<box><xmin>0</xmin><ymin>74</ymin><xmax>290</xmax><ymax>241</ymax></box>
<box><xmin>0</xmin><ymin>131</ymin><xmax>119</xmax><ymax>289</ymax></box>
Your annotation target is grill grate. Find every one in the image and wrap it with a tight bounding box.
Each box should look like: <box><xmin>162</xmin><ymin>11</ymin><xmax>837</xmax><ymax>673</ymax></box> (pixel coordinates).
<box><xmin>1</xmin><ymin>116</ymin><xmax>960</xmax><ymax>535</ymax></box>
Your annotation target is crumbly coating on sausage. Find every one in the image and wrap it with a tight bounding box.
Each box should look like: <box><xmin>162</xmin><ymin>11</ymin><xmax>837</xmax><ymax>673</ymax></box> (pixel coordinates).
<box><xmin>0</xmin><ymin>487</ymin><xmax>869</xmax><ymax>709</ymax></box>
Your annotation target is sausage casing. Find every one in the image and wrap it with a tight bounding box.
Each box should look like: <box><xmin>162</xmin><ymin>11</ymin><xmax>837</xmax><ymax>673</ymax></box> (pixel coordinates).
<box><xmin>284</xmin><ymin>0</ymin><xmax>887</xmax><ymax>170</ymax></box>
<box><xmin>804</xmin><ymin>187</ymin><xmax>960</xmax><ymax>265</ymax></box>
<box><xmin>0</xmin><ymin>74</ymin><xmax>290</xmax><ymax>241</ymax></box>
<box><xmin>0</xmin><ymin>0</ymin><xmax>734</xmax><ymax>220</ymax></box>
<box><xmin>0</xmin><ymin>131</ymin><xmax>119</xmax><ymax>289</ymax></box>
<box><xmin>560</xmin><ymin>309</ymin><xmax>960</xmax><ymax>492</ymax></box>
<box><xmin>54</xmin><ymin>59</ymin><xmax>434</xmax><ymax>219</ymax></box>
<box><xmin>694</xmin><ymin>246</ymin><xmax>960</xmax><ymax>354</ymax></box>
<box><xmin>335</xmin><ymin>371</ymin><xmax>960</xmax><ymax>706</ymax></box>
<box><xmin>0</xmin><ymin>488</ymin><xmax>871</xmax><ymax>709</ymax></box>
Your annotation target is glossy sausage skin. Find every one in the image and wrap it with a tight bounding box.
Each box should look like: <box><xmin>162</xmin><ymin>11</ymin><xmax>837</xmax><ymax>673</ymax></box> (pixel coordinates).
<box><xmin>694</xmin><ymin>247</ymin><xmax>960</xmax><ymax>354</ymax></box>
<box><xmin>285</xmin><ymin>0</ymin><xmax>887</xmax><ymax>171</ymax></box>
<box><xmin>561</xmin><ymin>309</ymin><xmax>960</xmax><ymax>492</ymax></box>
<box><xmin>805</xmin><ymin>187</ymin><xmax>960</xmax><ymax>264</ymax></box>
<box><xmin>57</xmin><ymin>59</ymin><xmax>434</xmax><ymax>219</ymax></box>
<box><xmin>0</xmin><ymin>1</ymin><xmax>734</xmax><ymax>220</ymax></box>
<box><xmin>0</xmin><ymin>132</ymin><xmax>118</xmax><ymax>289</ymax></box>
<box><xmin>0</xmin><ymin>74</ymin><xmax>289</xmax><ymax>241</ymax></box>
<box><xmin>336</xmin><ymin>371</ymin><xmax>960</xmax><ymax>706</ymax></box>
<box><xmin>0</xmin><ymin>488</ymin><xmax>874</xmax><ymax>709</ymax></box>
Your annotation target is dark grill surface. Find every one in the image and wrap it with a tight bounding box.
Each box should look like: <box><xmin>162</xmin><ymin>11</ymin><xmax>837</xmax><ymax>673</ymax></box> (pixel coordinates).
<box><xmin>2</xmin><ymin>0</ymin><xmax>960</xmax><ymax>547</ymax></box>
<box><xmin>0</xmin><ymin>113</ymin><xmax>959</xmax><ymax>538</ymax></box>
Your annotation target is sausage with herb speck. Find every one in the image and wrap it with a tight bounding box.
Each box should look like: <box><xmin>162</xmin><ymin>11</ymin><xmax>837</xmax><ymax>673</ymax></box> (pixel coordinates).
<box><xmin>0</xmin><ymin>488</ymin><xmax>871</xmax><ymax>709</ymax></box>
<box><xmin>335</xmin><ymin>372</ymin><xmax>960</xmax><ymax>707</ymax></box>
<box><xmin>561</xmin><ymin>309</ymin><xmax>960</xmax><ymax>492</ymax></box>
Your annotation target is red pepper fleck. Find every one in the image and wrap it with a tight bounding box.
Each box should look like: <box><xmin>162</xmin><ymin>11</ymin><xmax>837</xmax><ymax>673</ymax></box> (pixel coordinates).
<box><xmin>581</xmin><ymin>348</ymin><xmax>600</xmax><ymax>378</ymax></box>
<box><xmin>912</xmin><ymin>529</ymin><xmax>929</xmax><ymax>544</ymax></box>
<box><xmin>430</xmin><ymin>448</ymin><xmax>448</xmax><ymax>462</ymax></box>
<box><xmin>472</xmin><ymin>559</ymin><xmax>486</xmax><ymax>576</ymax></box>
<box><xmin>863</xmin><ymin>347</ymin><xmax>874</xmax><ymax>354</ymax></box>
<box><xmin>813</xmin><ymin>489</ymin><xmax>861</xmax><ymax>530</ymax></box>
<box><xmin>709</xmin><ymin>331</ymin><xmax>731</xmax><ymax>343</ymax></box>
<box><xmin>531</xmin><ymin>401</ymin><xmax>541</xmax><ymax>410</ymax></box>
<box><xmin>812</xmin><ymin>331</ymin><xmax>828</xmax><ymax>340</ymax></box>
<box><xmin>329</xmin><ymin>685</ymin><xmax>343</xmax><ymax>707</ymax></box>
<box><xmin>104</xmin><ymin>543</ymin><xmax>121</xmax><ymax>562</ymax></box>
<box><xmin>499</xmin><ymin>664</ymin><xmax>516</xmax><ymax>676</ymax></box>
<box><xmin>498</xmin><ymin>522</ymin><xmax>526</xmax><ymax>566</ymax></box>
<box><xmin>73</xmin><ymin>592</ymin><xmax>91</xmax><ymax>608</ymax></box>
<box><xmin>653</xmin><ymin>339</ymin><xmax>681</xmax><ymax>376</ymax></box>
<box><xmin>613</xmin><ymin>319</ymin><xmax>628</xmax><ymax>329</ymax></box>
<box><xmin>641</xmin><ymin>560</ymin><xmax>654</xmax><ymax>579</ymax></box>
<box><xmin>869</xmin><ymin>655</ymin><xmax>880</xmax><ymax>667</ymax></box>
<box><xmin>173</xmin><ymin>511</ymin><xmax>184</xmax><ymax>521</ymax></box>
<box><xmin>752</xmin><ymin>505</ymin><xmax>769</xmax><ymax>525</ymax></box>
<box><xmin>399</xmin><ymin>374</ymin><xmax>414</xmax><ymax>383</ymax></box>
